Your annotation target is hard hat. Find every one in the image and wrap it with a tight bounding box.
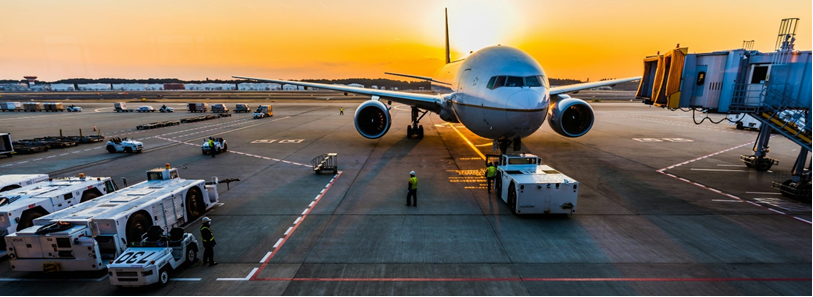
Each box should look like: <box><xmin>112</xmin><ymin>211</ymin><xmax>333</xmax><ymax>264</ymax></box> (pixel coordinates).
<box><xmin>202</xmin><ymin>217</ymin><xmax>211</xmax><ymax>223</ymax></box>
<box><xmin>410</xmin><ymin>171</ymin><xmax>415</xmax><ymax>176</ymax></box>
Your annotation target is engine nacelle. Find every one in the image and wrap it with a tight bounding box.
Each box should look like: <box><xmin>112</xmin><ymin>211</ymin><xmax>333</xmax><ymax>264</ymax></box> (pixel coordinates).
<box><xmin>547</xmin><ymin>96</ymin><xmax>594</xmax><ymax>137</ymax></box>
<box><xmin>354</xmin><ymin>100</ymin><xmax>392</xmax><ymax>139</ymax></box>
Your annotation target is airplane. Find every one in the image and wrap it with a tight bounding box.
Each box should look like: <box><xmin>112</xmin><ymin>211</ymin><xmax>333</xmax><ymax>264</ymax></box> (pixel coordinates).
<box><xmin>235</xmin><ymin>9</ymin><xmax>639</xmax><ymax>154</ymax></box>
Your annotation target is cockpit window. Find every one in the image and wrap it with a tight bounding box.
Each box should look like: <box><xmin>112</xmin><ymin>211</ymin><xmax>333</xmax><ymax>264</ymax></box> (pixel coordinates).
<box><xmin>487</xmin><ymin>75</ymin><xmax>548</xmax><ymax>89</ymax></box>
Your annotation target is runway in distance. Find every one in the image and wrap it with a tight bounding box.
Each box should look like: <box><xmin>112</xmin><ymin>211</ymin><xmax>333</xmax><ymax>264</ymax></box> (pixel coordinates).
<box><xmin>235</xmin><ymin>9</ymin><xmax>639</xmax><ymax>154</ymax></box>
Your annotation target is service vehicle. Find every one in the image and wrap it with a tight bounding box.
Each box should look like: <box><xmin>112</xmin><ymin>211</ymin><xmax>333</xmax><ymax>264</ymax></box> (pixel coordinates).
<box><xmin>729</xmin><ymin>113</ymin><xmax>761</xmax><ymax>130</ymax></box>
<box><xmin>0</xmin><ymin>174</ymin><xmax>49</xmax><ymax>193</ymax></box>
<box><xmin>108</xmin><ymin>226</ymin><xmax>198</xmax><ymax>287</ymax></box>
<box><xmin>158</xmin><ymin>105</ymin><xmax>174</xmax><ymax>113</ymax></box>
<box><xmin>1</xmin><ymin>133</ymin><xmax>13</xmax><ymax>158</ymax></box>
<box><xmin>211</xmin><ymin>103</ymin><xmax>229</xmax><ymax>113</ymax></box>
<box><xmin>252</xmin><ymin>105</ymin><xmax>273</xmax><ymax>119</ymax></box>
<box><xmin>5</xmin><ymin>164</ymin><xmax>219</xmax><ymax>272</ymax></box>
<box><xmin>186</xmin><ymin>102</ymin><xmax>208</xmax><ymax>113</ymax></box>
<box><xmin>43</xmin><ymin>103</ymin><xmax>64</xmax><ymax>112</ymax></box>
<box><xmin>201</xmin><ymin>137</ymin><xmax>227</xmax><ymax>155</ymax></box>
<box><xmin>105</xmin><ymin>137</ymin><xmax>143</xmax><ymax>153</ymax></box>
<box><xmin>488</xmin><ymin>154</ymin><xmax>579</xmax><ymax>215</ymax></box>
<box><xmin>234</xmin><ymin>103</ymin><xmax>250</xmax><ymax>113</ymax></box>
<box><xmin>1</xmin><ymin>102</ymin><xmax>22</xmax><ymax>112</ymax></box>
<box><xmin>114</xmin><ymin>102</ymin><xmax>134</xmax><ymax>112</ymax></box>
<box><xmin>136</xmin><ymin>106</ymin><xmax>155</xmax><ymax>112</ymax></box>
<box><xmin>66</xmin><ymin>105</ymin><xmax>83</xmax><ymax>112</ymax></box>
<box><xmin>0</xmin><ymin>174</ymin><xmax>118</xmax><ymax>242</ymax></box>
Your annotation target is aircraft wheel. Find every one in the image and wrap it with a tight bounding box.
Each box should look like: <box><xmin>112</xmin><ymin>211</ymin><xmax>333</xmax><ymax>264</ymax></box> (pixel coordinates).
<box><xmin>125</xmin><ymin>211</ymin><xmax>153</xmax><ymax>242</ymax></box>
<box><xmin>17</xmin><ymin>208</ymin><xmax>47</xmax><ymax>232</ymax></box>
<box><xmin>418</xmin><ymin>125</ymin><xmax>424</xmax><ymax>139</ymax></box>
<box><xmin>80</xmin><ymin>190</ymin><xmax>100</xmax><ymax>202</ymax></box>
<box><xmin>185</xmin><ymin>187</ymin><xmax>205</xmax><ymax>220</ymax></box>
<box><xmin>406</xmin><ymin>125</ymin><xmax>413</xmax><ymax>139</ymax></box>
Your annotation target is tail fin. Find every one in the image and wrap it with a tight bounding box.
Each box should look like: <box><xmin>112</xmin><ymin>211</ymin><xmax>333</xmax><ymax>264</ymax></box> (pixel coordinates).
<box><xmin>445</xmin><ymin>8</ymin><xmax>451</xmax><ymax>64</ymax></box>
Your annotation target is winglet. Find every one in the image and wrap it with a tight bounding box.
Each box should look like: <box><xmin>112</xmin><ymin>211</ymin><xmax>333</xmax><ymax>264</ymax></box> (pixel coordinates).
<box><xmin>445</xmin><ymin>8</ymin><xmax>451</xmax><ymax>64</ymax></box>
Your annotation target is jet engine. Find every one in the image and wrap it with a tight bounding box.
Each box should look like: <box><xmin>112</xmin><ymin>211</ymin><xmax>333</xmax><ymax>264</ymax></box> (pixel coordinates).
<box><xmin>354</xmin><ymin>100</ymin><xmax>392</xmax><ymax>139</ymax></box>
<box><xmin>547</xmin><ymin>96</ymin><xmax>594</xmax><ymax>137</ymax></box>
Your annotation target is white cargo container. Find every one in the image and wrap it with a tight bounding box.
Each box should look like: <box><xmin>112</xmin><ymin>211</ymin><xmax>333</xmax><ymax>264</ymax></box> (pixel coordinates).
<box><xmin>5</xmin><ymin>165</ymin><xmax>219</xmax><ymax>272</ymax></box>
<box><xmin>0</xmin><ymin>175</ymin><xmax>118</xmax><ymax>240</ymax></box>
<box><xmin>1</xmin><ymin>102</ymin><xmax>22</xmax><ymax>111</ymax></box>
<box><xmin>490</xmin><ymin>154</ymin><xmax>578</xmax><ymax>215</ymax></box>
<box><xmin>0</xmin><ymin>174</ymin><xmax>49</xmax><ymax>192</ymax></box>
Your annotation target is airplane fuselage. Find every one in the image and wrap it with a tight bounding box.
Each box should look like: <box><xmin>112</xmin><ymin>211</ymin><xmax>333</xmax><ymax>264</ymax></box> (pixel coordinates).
<box><xmin>430</xmin><ymin>46</ymin><xmax>550</xmax><ymax>140</ymax></box>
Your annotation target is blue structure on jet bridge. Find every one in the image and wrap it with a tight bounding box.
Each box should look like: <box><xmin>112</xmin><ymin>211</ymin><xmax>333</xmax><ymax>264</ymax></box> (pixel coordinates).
<box><xmin>635</xmin><ymin>18</ymin><xmax>811</xmax><ymax>201</ymax></box>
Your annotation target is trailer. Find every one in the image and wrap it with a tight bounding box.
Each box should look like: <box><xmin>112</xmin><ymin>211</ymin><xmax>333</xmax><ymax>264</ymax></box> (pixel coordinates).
<box><xmin>0</xmin><ymin>133</ymin><xmax>13</xmax><ymax>158</ymax></box>
<box><xmin>0</xmin><ymin>174</ymin><xmax>49</xmax><ymax>193</ymax></box>
<box><xmin>187</xmin><ymin>103</ymin><xmax>208</xmax><ymax>113</ymax></box>
<box><xmin>1</xmin><ymin>102</ymin><xmax>22</xmax><ymax>112</ymax></box>
<box><xmin>0</xmin><ymin>175</ymin><xmax>118</xmax><ymax>242</ymax></box>
<box><xmin>43</xmin><ymin>102</ymin><xmax>64</xmax><ymax>112</ymax></box>
<box><xmin>5</xmin><ymin>165</ymin><xmax>219</xmax><ymax>272</ymax></box>
<box><xmin>23</xmin><ymin>102</ymin><xmax>42</xmax><ymax>112</ymax></box>
<box><xmin>488</xmin><ymin>154</ymin><xmax>579</xmax><ymax>215</ymax></box>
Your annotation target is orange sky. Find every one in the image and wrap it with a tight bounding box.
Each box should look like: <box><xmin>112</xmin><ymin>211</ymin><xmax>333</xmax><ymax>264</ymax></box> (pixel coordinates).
<box><xmin>1</xmin><ymin>0</ymin><xmax>810</xmax><ymax>81</ymax></box>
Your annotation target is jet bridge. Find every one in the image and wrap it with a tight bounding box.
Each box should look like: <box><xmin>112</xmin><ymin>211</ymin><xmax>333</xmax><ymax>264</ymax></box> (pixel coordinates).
<box><xmin>636</xmin><ymin>18</ymin><xmax>811</xmax><ymax>201</ymax></box>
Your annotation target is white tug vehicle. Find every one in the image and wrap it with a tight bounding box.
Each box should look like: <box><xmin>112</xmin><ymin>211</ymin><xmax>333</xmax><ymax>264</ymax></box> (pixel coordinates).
<box><xmin>106</xmin><ymin>137</ymin><xmax>143</xmax><ymax>153</ymax></box>
<box><xmin>201</xmin><ymin>137</ymin><xmax>227</xmax><ymax>155</ymax></box>
<box><xmin>489</xmin><ymin>153</ymin><xmax>579</xmax><ymax>215</ymax></box>
<box><xmin>5</xmin><ymin>164</ymin><xmax>218</xmax><ymax>272</ymax></box>
<box><xmin>0</xmin><ymin>174</ymin><xmax>49</xmax><ymax>192</ymax></box>
<box><xmin>108</xmin><ymin>225</ymin><xmax>198</xmax><ymax>287</ymax></box>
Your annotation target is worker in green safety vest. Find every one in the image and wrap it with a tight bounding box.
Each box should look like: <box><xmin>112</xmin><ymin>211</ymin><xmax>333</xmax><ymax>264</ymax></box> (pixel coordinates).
<box><xmin>406</xmin><ymin>171</ymin><xmax>418</xmax><ymax>207</ymax></box>
<box><xmin>486</xmin><ymin>162</ymin><xmax>497</xmax><ymax>193</ymax></box>
<box><xmin>200</xmin><ymin>217</ymin><xmax>217</xmax><ymax>266</ymax></box>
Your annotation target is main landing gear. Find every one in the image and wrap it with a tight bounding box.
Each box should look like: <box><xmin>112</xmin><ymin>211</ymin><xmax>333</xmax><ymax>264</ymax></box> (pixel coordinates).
<box><xmin>407</xmin><ymin>106</ymin><xmax>427</xmax><ymax>139</ymax></box>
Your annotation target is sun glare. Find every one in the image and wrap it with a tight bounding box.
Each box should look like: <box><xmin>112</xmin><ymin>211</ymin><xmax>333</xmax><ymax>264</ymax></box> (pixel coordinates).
<box><xmin>446</xmin><ymin>0</ymin><xmax>523</xmax><ymax>59</ymax></box>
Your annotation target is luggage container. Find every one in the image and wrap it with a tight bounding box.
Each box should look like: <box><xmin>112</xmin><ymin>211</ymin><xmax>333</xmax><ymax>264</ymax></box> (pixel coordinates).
<box><xmin>187</xmin><ymin>103</ymin><xmax>208</xmax><ymax>113</ymax></box>
<box><xmin>23</xmin><ymin>102</ymin><xmax>42</xmax><ymax>112</ymax></box>
<box><xmin>1</xmin><ymin>102</ymin><xmax>22</xmax><ymax>112</ymax></box>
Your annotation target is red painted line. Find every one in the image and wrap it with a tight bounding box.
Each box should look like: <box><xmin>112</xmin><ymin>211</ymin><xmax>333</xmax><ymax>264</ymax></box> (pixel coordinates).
<box><xmin>250</xmin><ymin>171</ymin><xmax>342</xmax><ymax>281</ymax></box>
<box><xmin>253</xmin><ymin>277</ymin><xmax>811</xmax><ymax>282</ymax></box>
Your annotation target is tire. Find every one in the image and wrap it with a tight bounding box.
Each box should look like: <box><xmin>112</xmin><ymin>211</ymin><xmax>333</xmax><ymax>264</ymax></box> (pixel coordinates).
<box><xmin>124</xmin><ymin>147</ymin><xmax>132</xmax><ymax>153</ymax></box>
<box><xmin>754</xmin><ymin>159</ymin><xmax>772</xmax><ymax>171</ymax></box>
<box><xmin>186</xmin><ymin>244</ymin><xmax>198</xmax><ymax>264</ymax></box>
<box><xmin>780</xmin><ymin>180</ymin><xmax>794</xmax><ymax>198</ymax></box>
<box><xmin>508</xmin><ymin>182</ymin><xmax>517</xmax><ymax>215</ymax></box>
<box><xmin>125</xmin><ymin>211</ymin><xmax>153</xmax><ymax>243</ymax></box>
<box><xmin>1</xmin><ymin>185</ymin><xmax>21</xmax><ymax>192</ymax></box>
<box><xmin>418</xmin><ymin>125</ymin><xmax>424</xmax><ymax>139</ymax></box>
<box><xmin>222</xmin><ymin>144</ymin><xmax>227</xmax><ymax>152</ymax></box>
<box><xmin>406</xmin><ymin>126</ymin><xmax>413</xmax><ymax>139</ymax></box>
<box><xmin>736</xmin><ymin>122</ymin><xmax>744</xmax><ymax>130</ymax></box>
<box><xmin>158</xmin><ymin>268</ymin><xmax>170</xmax><ymax>286</ymax></box>
<box><xmin>495</xmin><ymin>172</ymin><xmax>502</xmax><ymax>198</ymax></box>
<box><xmin>80</xmin><ymin>190</ymin><xmax>100</xmax><ymax>202</ymax></box>
<box><xmin>17</xmin><ymin>208</ymin><xmax>47</xmax><ymax>232</ymax></box>
<box><xmin>185</xmin><ymin>187</ymin><xmax>205</xmax><ymax>221</ymax></box>
<box><xmin>107</xmin><ymin>145</ymin><xmax>116</xmax><ymax>153</ymax></box>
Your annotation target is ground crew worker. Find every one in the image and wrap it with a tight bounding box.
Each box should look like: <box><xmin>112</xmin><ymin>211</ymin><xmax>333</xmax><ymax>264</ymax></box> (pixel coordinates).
<box><xmin>340</xmin><ymin>107</ymin><xmax>344</xmax><ymax>115</ymax></box>
<box><xmin>486</xmin><ymin>162</ymin><xmax>497</xmax><ymax>192</ymax></box>
<box><xmin>406</xmin><ymin>171</ymin><xmax>418</xmax><ymax>207</ymax></box>
<box><xmin>200</xmin><ymin>217</ymin><xmax>217</xmax><ymax>266</ymax></box>
<box><xmin>208</xmin><ymin>137</ymin><xmax>215</xmax><ymax>158</ymax></box>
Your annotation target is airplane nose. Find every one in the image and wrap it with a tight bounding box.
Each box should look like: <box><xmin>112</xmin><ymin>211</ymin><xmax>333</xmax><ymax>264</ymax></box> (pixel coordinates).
<box><xmin>505</xmin><ymin>90</ymin><xmax>541</xmax><ymax>129</ymax></box>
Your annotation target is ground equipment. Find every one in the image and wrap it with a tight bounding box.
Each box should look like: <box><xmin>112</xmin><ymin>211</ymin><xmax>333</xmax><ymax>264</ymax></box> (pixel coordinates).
<box><xmin>105</xmin><ymin>137</ymin><xmax>143</xmax><ymax>153</ymax></box>
<box><xmin>108</xmin><ymin>226</ymin><xmax>198</xmax><ymax>287</ymax></box>
<box><xmin>211</xmin><ymin>103</ymin><xmax>229</xmax><ymax>113</ymax></box>
<box><xmin>186</xmin><ymin>103</ymin><xmax>208</xmax><ymax>113</ymax></box>
<box><xmin>234</xmin><ymin>103</ymin><xmax>250</xmax><ymax>113</ymax></box>
<box><xmin>158</xmin><ymin>105</ymin><xmax>174</xmax><ymax>113</ymax></box>
<box><xmin>114</xmin><ymin>102</ymin><xmax>134</xmax><ymax>112</ymax></box>
<box><xmin>201</xmin><ymin>138</ymin><xmax>227</xmax><ymax>155</ymax></box>
<box><xmin>253</xmin><ymin>105</ymin><xmax>273</xmax><ymax>119</ymax></box>
<box><xmin>66</xmin><ymin>105</ymin><xmax>83</xmax><ymax>112</ymax></box>
<box><xmin>311</xmin><ymin>153</ymin><xmax>338</xmax><ymax>174</ymax></box>
<box><xmin>0</xmin><ymin>133</ymin><xmax>13</xmax><ymax>158</ymax></box>
<box><xmin>136</xmin><ymin>106</ymin><xmax>155</xmax><ymax>112</ymax></box>
<box><xmin>487</xmin><ymin>154</ymin><xmax>579</xmax><ymax>215</ymax></box>
<box><xmin>0</xmin><ymin>174</ymin><xmax>49</xmax><ymax>193</ymax></box>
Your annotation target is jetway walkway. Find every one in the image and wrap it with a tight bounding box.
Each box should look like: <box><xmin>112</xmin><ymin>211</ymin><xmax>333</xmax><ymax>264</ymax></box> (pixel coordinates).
<box><xmin>635</xmin><ymin>18</ymin><xmax>811</xmax><ymax>201</ymax></box>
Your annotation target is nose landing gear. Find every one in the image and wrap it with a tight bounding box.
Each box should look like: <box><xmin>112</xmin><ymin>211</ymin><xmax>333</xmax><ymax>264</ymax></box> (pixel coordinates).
<box><xmin>494</xmin><ymin>137</ymin><xmax>522</xmax><ymax>155</ymax></box>
<box><xmin>407</xmin><ymin>106</ymin><xmax>427</xmax><ymax>139</ymax></box>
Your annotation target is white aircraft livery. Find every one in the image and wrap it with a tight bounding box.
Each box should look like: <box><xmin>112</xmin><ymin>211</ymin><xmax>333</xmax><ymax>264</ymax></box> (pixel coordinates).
<box><xmin>235</xmin><ymin>9</ymin><xmax>639</xmax><ymax>153</ymax></box>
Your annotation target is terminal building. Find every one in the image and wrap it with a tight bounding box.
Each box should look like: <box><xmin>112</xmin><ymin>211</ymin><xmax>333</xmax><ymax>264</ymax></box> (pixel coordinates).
<box><xmin>636</xmin><ymin>18</ymin><xmax>811</xmax><ymax>201</ymax></box>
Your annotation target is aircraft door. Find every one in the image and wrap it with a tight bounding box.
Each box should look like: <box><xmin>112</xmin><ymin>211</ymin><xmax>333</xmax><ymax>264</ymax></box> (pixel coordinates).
<box><xmin>745</xmin><ymin>64</ymin><xmax>771</xmax><ymax>106</ymax></box>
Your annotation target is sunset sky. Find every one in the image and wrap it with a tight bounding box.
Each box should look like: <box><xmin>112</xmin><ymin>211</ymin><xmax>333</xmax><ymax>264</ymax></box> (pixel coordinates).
<box><xmin>2</xmin><ymin>0</ymin><xmax>810</xmax><ymax>81</ymax></box>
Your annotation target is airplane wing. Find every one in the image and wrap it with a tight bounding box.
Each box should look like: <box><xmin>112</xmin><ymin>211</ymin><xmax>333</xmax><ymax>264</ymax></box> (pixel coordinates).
<box><xmin>232</xmin><ymin>75</ymin><xmax>443</xmax><ymax>112</ymax></box>
<box><xmin>384</xmin><ymin>72</ymin><xmax>450</xmax><ymax>85</ymax></box>
<box><xmin>550</xmin><ymin>77</ymin><xmax>640</xmax><ymax>95</ymax></box>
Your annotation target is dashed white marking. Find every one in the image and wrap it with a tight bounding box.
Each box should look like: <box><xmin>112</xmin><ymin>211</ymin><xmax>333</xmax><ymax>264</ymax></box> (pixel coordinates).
<box><xmin>301</xmin><ymin>209</ymin><xmax>309</xmax><ymax>215</ymax></box>
<box><xmin>284</xmin><ymin>227</ymin><xmax>293</xmax><ymax>235</ymax></box>
<box><xmin>216</xmin><ymin>267</ymin><xmax>258</xmax><ymax>281</ymax></box>
<box><xmin>170</xmin><ymin>278</ymin><xmax>202</xmax><ymax>281</ymax></box>
<box><xmin>690</xmin><ymin>168</ymin><xmax>747</xmax><ymax>172</ymax></box>
<box><xmin>711</xmin><ymin>199</ymin><xmax>743</xmax><ymax>202</ymax></box>
<box><xmin>16</xmin><ymin>161</ymin><xmax>28</xmax><ymax>164</ymax></box>
<box><xmin>0</xmin><ymin>164</ymin><xmax>12</xmax><ymax>168</ymax></box>
<box><xmin>31</xmin><ymin>158</ymin><xmax>42</xmax><ymax>161</ymax></box>
<box><xmin>746</xmin><ymin>191</ymin><xmax>782</xmax><ymax>195</ymax></box>
<box><xmin>46</xmin><ymin>155</ymin><xmax>56</xmax><ymax>158</ymax></box>
<box><xmin>259</xmin><ymin>252</ymin><xmax>273</xmax><ymax>264</ymax></box>
<box><xmin>293</xmin><ymin>217</ymin><xmax>301</xmax><ymax>225</ymax></box>
<box><xmin>309</xmin><ymin>201</ymin><xmax>315</xmax><ymax>207</ymax></box>
<box><xmin>273</xmin><ymin>238</ymin><xmax>283</xmax><ymax>249</ymax></box>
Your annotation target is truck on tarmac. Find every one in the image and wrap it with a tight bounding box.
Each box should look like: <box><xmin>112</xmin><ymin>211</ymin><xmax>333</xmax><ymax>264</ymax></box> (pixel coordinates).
<box><xmin>187</xmin><ymin>102</ymin><xmax>208</xmax><ymax>113</ymax></box>
<box><xmin>211</xmin><ymin>103</ymin><xmax>229</xmax><ymax>113</ymax></box>
<box><xmin>0</xmin><ymin>175</ymin><xmax>118</xmax><ymax>245</ymax></box>
<box><xmin>234</xmin><ymin>103</ymin><xmax>250</xmax><ymax>113</ymax></box>
<box><xmin>1</xmin><ymin>133</ymin><xmax>14</xmax><ymax>158</ymax></box>
<box><xmin>106</xmin><ymin>137</ymin><xmax>143</xmax><ymax>153</ymax></box>
<box><xmin>487</xmin><ymin>154</ymin><xmax>579</xmax><ymax>215</ymax></box>
<box><xmin>0</xmin><ymin>174</ymin><xmax>49</xmax><ymax>192</ymax></box>
<box><xmin>108</xmin><ymin>225</ymin><xmax>198</xmax><ymax>287</ymax></box>
<box><xmin>114</xmin><ymin>102</ymin><xmax>134</xmax><ymax>112</ymax></box>
<box><xmin>5</xmin><ymin>165</ymin><xmax>219</xmax><ymax>272</ymax></box>
<box><xmin>253</xmin><ymin>105</ymin><xmax>273</xmax><ymax>119</ymax></box>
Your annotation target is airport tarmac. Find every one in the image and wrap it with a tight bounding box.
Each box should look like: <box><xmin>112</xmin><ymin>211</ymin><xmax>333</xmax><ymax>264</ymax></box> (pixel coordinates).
<box><xmin>0</xmin><ymin>95</ymin><xmax>810</xmax><ymax>295</ymax></box>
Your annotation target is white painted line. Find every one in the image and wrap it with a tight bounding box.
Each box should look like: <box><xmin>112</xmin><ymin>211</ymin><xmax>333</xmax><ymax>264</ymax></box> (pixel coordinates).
<box><xmin>259</xmin><ymin>251</ymin><xmax>273</xmax><ymax>263</ymax></box>
<box><xmin>293</xmin><ymin>217</ymin><xmax>301</xmax><ymax>225</ymax></box>
<box><xmin>309</xmin><ymin>201</ymin><xmax>315</xmax><ymax>207</ymax></box>
<box><xmin>717</xmin><ymin>164</ymin><xmax>746</xmax><ymax>167</ymax></box>
<box><xmin>301</xmin><ymin>209</ymin><xmax>309</xmax><ymax>215</ymax></box>
<box><xmin>690</xmin><ymin>168</ymin><xmax>747</xmax><ymax>172</ymax></box>
<box><xmin>170</xmin><ymin>278</ymin><xmax>202</xmax><ymax>281</ymax></box>
<box><xmin>746</xmin><ymin>191</ymin><xmax>782</xmax><ymax>195</ymax></box>
<box><xmin>46</xmin><ymin>155</ymin><xmax>56</xmax><ymax>158</ymax></box>
<box><xmin>314</xmin><ymin>195</ymin><xmax>321</xmax><ymax>200</ymax></box>
<box><xmin>284</xmin><ymin>227</ymin><xmax>293</xmax><ymax>235</ymax></box>
<box><xmin>319</xmin><ymin>189</ymin><xmax>325</xmax><ymax>193</ymax></box>
<box><xmin>32</xmin><ymin>158</ymin><xmax>42</xmax><ymax>161</ymax></box>
<box><xmin>273</xmin><ymin>238</ymin><xmax>283</xmax><ymax>248</ymax></box>
<box><xmin>1</xmin><ymin>164</ymin><xmax>12</xmax><ymax>168</ymax></box>
<box><xmin>16</xmin><ymin>161</ymin><xmax>28</xmax><ymax>164</ymax></box>
<box><xmin>711</xmin><ymin>199</ymin><xmax>743</xmax><ymax>202</ymax></box>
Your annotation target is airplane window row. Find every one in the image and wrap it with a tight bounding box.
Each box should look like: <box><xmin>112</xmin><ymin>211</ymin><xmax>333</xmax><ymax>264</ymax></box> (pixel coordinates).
<box><xmin>486</xmin><ymin>75</ymin><xmax>548</xmax><ymax>89</ymax></box>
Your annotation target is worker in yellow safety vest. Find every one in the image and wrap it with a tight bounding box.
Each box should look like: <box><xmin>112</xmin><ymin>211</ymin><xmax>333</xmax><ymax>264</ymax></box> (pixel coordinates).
<box><xmin>340</xmin><ymin>107</ymin><xmax>344</xmax><ymax>115</ymax></box>
<box><xmin>200</xmin><ymin>217</ymin><xmax>217</xmax><ymax>266</ymax></box>
<box><xmin>208</xmin><ymin>138</ymin><xmax>215</xmax><ymax>158</ymax></box>
<box><xmin>406</xmin><ymin>171</ymin><xmax>418</xmax><ymax>207</ymax></box>
<box><xmin>486</xmin><ymin>162</ymin><xmax>497</xmax><ymax>193</ymax></box>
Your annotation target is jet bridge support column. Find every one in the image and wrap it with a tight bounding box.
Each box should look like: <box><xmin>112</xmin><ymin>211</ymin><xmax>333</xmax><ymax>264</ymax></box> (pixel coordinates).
<box><xmin>740</xmin><ymin>125</ymin><xmax>779</xmax><ymax>171</ymax></box>
<box><xmin>773</xmin><ymin>149</ymin><xmax>811</xmax><ymax>202</ymax></box>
